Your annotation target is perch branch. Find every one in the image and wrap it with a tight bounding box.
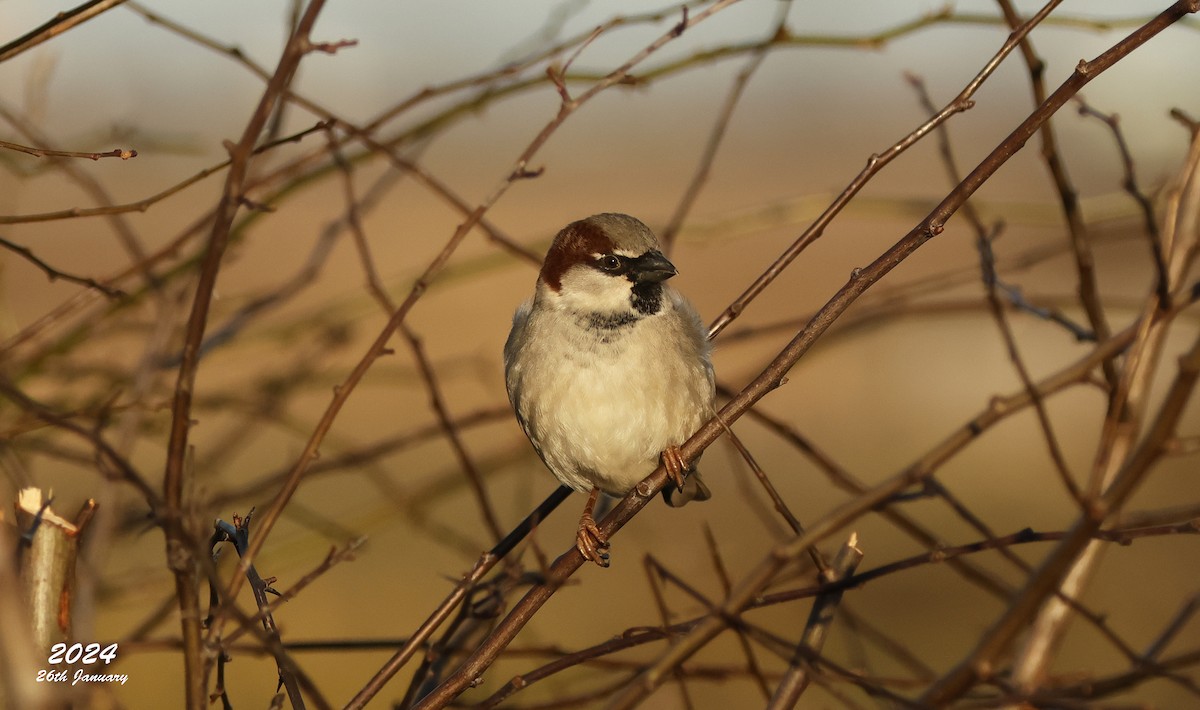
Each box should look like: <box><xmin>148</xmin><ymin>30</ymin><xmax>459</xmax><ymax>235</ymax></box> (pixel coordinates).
<box><xmin>706</xmin><ymin>0</ymin><xmax>1065</xmax><ymax>339</ymax></box>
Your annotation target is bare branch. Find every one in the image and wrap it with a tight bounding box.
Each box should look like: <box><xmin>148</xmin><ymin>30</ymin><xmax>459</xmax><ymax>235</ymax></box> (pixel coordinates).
<box><xmin>0</xmin><ymin>236</ymin><xmax>125</xmax><ymax>298</ymax></box>
<box><xmin>0</xmin><ymin>0</ymin><xmax>128</xmax><ymax>63</ymax></box>
<box><xmin>0</xmin><ymin>140</ymin><xmax>136</xmax><ymax>161</ymax></box>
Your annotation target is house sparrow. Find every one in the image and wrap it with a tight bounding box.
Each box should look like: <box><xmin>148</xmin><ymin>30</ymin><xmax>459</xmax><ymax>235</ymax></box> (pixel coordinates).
<box><xmin>504</xmin><ymin>213</ymin><xmax>714</xmax><ymax>567</ymax></box>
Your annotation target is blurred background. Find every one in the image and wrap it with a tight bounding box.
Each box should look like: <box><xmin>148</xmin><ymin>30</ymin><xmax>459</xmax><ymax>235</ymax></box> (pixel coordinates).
<box><xmin>1</xmin><ymin>0</ymin><xmax>1199</xmax><ymax>707</ymax></box>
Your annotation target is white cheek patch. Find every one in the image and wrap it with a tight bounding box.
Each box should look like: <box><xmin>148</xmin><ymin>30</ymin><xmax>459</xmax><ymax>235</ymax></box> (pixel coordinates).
<box><xmin>558</xmin><ymin>265</ymin><xmax>635</xmax><ymax>314</ymax></box>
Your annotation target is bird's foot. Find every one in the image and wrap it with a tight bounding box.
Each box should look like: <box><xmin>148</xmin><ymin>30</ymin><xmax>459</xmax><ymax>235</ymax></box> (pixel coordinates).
<box><xmin>662</xmin><ymin>445</ymin><xmax>687</xmax><ymax>491</ymax></box>
<box><xmin>576</xmin><ymin>512</ymin><xmax>610</xmax><ymax>567</ymax></box>
<box><xmin>576</xmin><ymin>488</ymin><xmax>610</xmax><ymax>567</ymax></box>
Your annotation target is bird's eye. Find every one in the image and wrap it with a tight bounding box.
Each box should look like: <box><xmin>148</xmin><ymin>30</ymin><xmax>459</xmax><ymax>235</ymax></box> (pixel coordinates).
<box><xmin>598</xmin><ymin>255</ymin><xmax>621</xmax><ymax>271</ymax></box>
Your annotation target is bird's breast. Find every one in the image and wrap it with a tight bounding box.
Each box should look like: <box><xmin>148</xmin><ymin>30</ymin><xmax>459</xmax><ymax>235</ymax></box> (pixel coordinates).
<box><xmin>510</xmin><ymin>312</ymin><xmax>710</xmax><ymax>494</ymax></box>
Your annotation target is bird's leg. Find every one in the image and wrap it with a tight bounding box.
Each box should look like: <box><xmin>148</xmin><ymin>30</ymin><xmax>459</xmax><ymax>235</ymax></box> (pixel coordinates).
<box><xmin>662</xmin><ymin>445</ymin><xmax>687</xmax><ymax>491</ymax></box>
<box><xmin>576</xmin><ymin>487</ymin><xmax>610</xmax><ymax>567</ymax></box>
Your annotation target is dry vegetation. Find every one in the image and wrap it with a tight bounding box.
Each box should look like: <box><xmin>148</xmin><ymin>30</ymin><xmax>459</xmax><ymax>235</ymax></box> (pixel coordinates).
<box><xmin>2</xmin><ymin>1</ymin><xmax>1200</xmax><ymax>708</ymax></box>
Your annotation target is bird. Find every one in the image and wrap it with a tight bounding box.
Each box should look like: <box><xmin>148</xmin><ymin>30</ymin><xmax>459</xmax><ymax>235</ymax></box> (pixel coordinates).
<box><xmin>504</xmin><ymin>213</ymin><xmax>714</xmax><ymax>567</ymax></box>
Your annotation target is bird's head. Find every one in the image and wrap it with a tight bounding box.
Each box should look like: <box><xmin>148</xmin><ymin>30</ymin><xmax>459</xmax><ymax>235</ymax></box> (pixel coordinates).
<box><xmin>536</xmin><ymin>213</ymin><xmax>677</xmax><ymax>324</ymax></box>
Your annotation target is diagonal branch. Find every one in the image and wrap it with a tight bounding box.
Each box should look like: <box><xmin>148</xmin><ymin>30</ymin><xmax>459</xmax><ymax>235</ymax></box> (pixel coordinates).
<box><xmin>705</xmin><ymin>0</ymin><xmax>1067</xmax><ymax>339</ymax></box>
<box><xmin>0</xmin><ymin>0</ymin><xmax>128</xmax><ymax>63</ymax></box>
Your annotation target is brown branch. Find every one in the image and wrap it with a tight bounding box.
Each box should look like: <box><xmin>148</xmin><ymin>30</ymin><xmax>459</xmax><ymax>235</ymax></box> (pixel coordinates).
<box><xmin>995</xmin><ymin>0</ymin><xmax>1118</xmax><ymax>392</ymax></box>
<box><xmin>357</xmin><ymin>7</ymin><xmax>1189</xmax><ymax>141</ymax></box>
<box><xmin>1144</xmin><ymin>590</ymin><xmax>1200</xmax><ymax>660</ymax></box>
<box><xmin>401</xmin><ymin>325</ymin><xmax>506</xmax><ymax>545</ymax></box>
<box><xmin>659</xmin><ymin>1</ymin><xmax>789</xmax><ymax>252</ymax></box>
<box><xmin>0</xmin><ymin>376</ymin><xmax>159</xmax><ymax>508</ymax></box>
<box><xmin>930</xmin><ymin>114</ymin><xmax>1200</xmax><ymax>700</ymax></box>
<box><xmin>906</xmin><ymin>73</ymin><xmax>1083</xmax><ymax>504</ymax></box>
<box><xmin>703</xmin><ymin>525</ymin><xmax>773</xmax><ymax>699</ymax></box>
<box><xmin>923</xmin><ymin>325</ymin><xmax>1200</xmax><ymax>703</ymax></box>
<box><xmin>729</xmin><ymin>386</ymin><xmax>1013</xmax><ymax>599</ymax></box>
<box><xmin>205</xmin><ymin>407</ymin><xmax>512</xmax><ymax>510</ymax></box>
<box><xmin>838</xmin><ymin>607</ymin><xmax>937</xmax><ymax>683</ymax></box>
<box><xmin>0</xmin><ymin>0</ymin><xmax>128</xmax><ymax>63</ymax></box>
<box><xmin>208</xmin><ymin>191</ymin><xmax>488</xmax><ymax>639</ymax></box>
<box><xmin>0</xmin><ymin>102</ymin><xmax>158</xmax><ymax>290</ymax></box>
<box><xmin>705</xmin><ymin>0</ymin><xmax>1065</xmax><ymax>339</ymax></box>
<box><xmin>0</xmin><ymin>119</ymin><xmax>330</xmax><ymax>226</ymax></box>
<box><xmin>0</xmin><ymin>140</ymin><xmax>136</xmax><ymax>161</ymax></box>
<box><xmin>0</xmin><ymin>236</ymin><xmax>125</xmax><ymax>298</ymax></box>
<box><xmin>304</xmin><ymin>38</ymin><xmax>357</xmax><ymax>55</ymax></box>
<box><xmin>1010</xmin><ymin>76</ymin><xmax>1200</xmax><ymax>693</ymax></box>
<box><xmin>765</xmin><ymin>534</ymin><xmax>863</xmax><ymax>709</ymax></box>
<box><xmin>344</xmin><ymin>486</ymin><xmax>571</xmax><ymax>708</ymax></box>
<box><xmin>1076</xmin><ymin>97</ymin><xmax>1169</xmax><ymax>303</ymax></box>
<box><xmin>475</xmin><ymin>626</ymin><xmax>682</xmax><ymax>709</ymax></box>
<box><xmin>757</xmin><ymin>521</ymin><xmax>1200</xmax><ymax>610</ymax></box>
<box><xmin>160</xmin><ymin>3</ymin><xmax>333</xmax><ymax>706</ymax></box>
<box><xmin>1031</xmin><ymin>646</ymin><xmax>1200</xmax><ymax>704</ymax></box>
<box><xmin>603</xmin><ymin>4</ymin><xmax>1198</xmax><ymax>705</ymax></box>
<box><xmin>473</xmin><ymin>517</ymin><xmax>1193</xmax><ymax>708</ymax></box>
<box><xmin>332</xmin><ymin>133</ymin><xmax>503</xmax><ymax>546</ymax></box>
<box><xmin>718</xmin><ymin>422</ymin><xmax>826</xmax><ymax>573</ymax></box>
<box><xmin>642</xmin><ymin>556</ymin><xmax>696</xmax><ymax>708</ymax></box>
<box><xmin>359</xmin><ymin>136</ymin><xmax>541</xmax><ymax>266</ymax></box>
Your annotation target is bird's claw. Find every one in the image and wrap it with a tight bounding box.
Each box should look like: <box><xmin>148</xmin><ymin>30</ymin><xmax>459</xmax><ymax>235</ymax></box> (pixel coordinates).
<box><xmin>662</xmin><ymin>445</ymin><xmax>687</xmax><ymax>491</ymax></box>
<box><xmin>576</xmin><ymin>513</ymin><xmax>610</xmax><ymax>567</ymax></box>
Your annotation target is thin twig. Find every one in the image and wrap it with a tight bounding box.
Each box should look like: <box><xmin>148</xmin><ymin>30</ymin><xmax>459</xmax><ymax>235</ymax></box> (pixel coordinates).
<box><xmin>702</xmin><ymin>525</ymin><xmax>773</xmax><ymax>700</ymax></box>
<box><xmin>642</xmin><ymin>556</ymin><xmax>696</xmax><ymax>709</ymax></box>
<box><xmin>766</xmin><ymin>533</ymin><xmax>863</xmax><ymax>709</ymax></box>
<box><xmin>1008</xmin><ymin>85</ymin><xmax>1200</xmax><ymax>696</ymax></box>
<box><xmin>161</xmin><ymin>3</ymin><xmax>334</xmax><ymax>706</ymax></box>
<box><xmin>0</xmin><ymin>140</ymin><xmax>136</xmax><ymax>161</ymax></box>
<box><xmin>0</xmin><ymin>119</ymin><xmax>330</xmax><ymax>226</ymax></box>
<box><xmin>1076</xmin><ymin>97</ymin><xmax>1169</xmax><ymax>303</ymax></box>
<box><xmin>605</xmin><ymin>5</ymin><xmax>1198</xmax><ymax>705</ymax></box>
<box><xmin>344</xmin><ymin>486</ymin><xmax>571</xmax><ymax>707</ymax></box>
<box><xmin>207</xmin><ymin>511</ymin><xmax>303</xmax><ymax>709</ymax></box>
<box><xmin>0</xmin><ymin>0</ymin><xmax>128</xmax><ymax>63</ymax></box>
<box><xmin>705</xmin><ymin>0</ymin><xmax>1067</xmax><ymax>339</ymax></box>
<box><xmin>925</xmin><ymin>324</ymin><xmax>1200</xmax><ymax>704</ymax></box>
<box><xmin>906</xmin><ymin>73</ymin><xmax>1083</xmax><ymax>504</ymax></box>
<box><xmin>659</xmin><ymin>0</ymin><xmax>791</xmax><ymax>252</ymax></box>
<box><xmin>0</xmin><ymin>376</ymin><xmax>159</xmax><ymax>507</ymax></box>
<box><xmin>994</xmin><ymin>0</ymin><xmax>1118</xmax><ymax>391</ymax></box>
<box><xmin>0</xmin><ymin>236</ymin><xmax>125</xmax><ymax>297</ymax></box>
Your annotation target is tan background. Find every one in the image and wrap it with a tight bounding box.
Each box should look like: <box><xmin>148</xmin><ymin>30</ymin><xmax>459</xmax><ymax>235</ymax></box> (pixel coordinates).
<box><xmin>2</xmin><ymin>1</ymin><xmax>1199</xmax><ymax>707</ymax></box>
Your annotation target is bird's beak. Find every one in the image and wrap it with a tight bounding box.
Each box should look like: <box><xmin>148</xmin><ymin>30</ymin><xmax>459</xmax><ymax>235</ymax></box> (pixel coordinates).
<box><xmin>630</xmin><ymin>250</ymin><xmax>677</xmax><ymax>283</ymax></box>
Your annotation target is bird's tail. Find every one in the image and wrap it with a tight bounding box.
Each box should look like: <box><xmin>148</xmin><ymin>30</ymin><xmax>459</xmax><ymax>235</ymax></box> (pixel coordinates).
<box><xmin>661</xmin><ymin>469</ymin><xmax>711</xmax><ymax>508</ymax></box>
